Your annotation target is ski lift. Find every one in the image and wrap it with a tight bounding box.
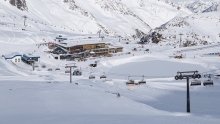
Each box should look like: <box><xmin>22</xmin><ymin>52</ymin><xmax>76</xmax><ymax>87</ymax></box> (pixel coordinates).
<box><xmin>100</xmin><ymin>72</ymin><xmax>107</xmax><ymax>79</ymax></box>
<box><xmin>190</xmin><ymin>80</ymin><xmax>201</xmax><ymax>86</ymax></box>
<box><xmin>89</xmin><ymin>72</ymin><xmax>95</xmax><ymax>79</ymax></box>
<box><xmin>203</xmin><ymin>80</ymin><xmax>213</xmax><ymax>86</ymax></box>
<box><xmin>126</xmin><ymin>76</ymin><xmax>136</xmax><ymax>85</ymax></box>
<box><xmin>126</xmin><ymin>79</ymin><xmax>136</xmax><ymax>85</ymax></box>
<box><xmin>138</xmin><ymin>75</ymin><xmax>146</xmax><ymax>85</ymax></box>
<box><xmin>203</xmin><ymin>74</ymin><xmax>213</xmax><ymax>86</ymax></box>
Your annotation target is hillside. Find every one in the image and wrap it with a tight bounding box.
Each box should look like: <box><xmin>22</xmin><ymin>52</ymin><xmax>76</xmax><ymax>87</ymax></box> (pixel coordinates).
<box><xmin>1</xmin><ymin>1</ymin><xmax>220</xmax><ymax>124</ymax></box>
<box><xmin>1</xmin><ymin>0</ymin><xmax>190</xmax><ymax>39</ymax></box>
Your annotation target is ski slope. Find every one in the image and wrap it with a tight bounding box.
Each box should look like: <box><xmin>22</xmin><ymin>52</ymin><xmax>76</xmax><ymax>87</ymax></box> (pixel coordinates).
<box><xmin>1</xmin><ymin>0</ymin><xmax>220</xmax><ymax>124</ymax></box>
<box><xmin>1</xmin><ymin>31</ymin><xmax>220</xmax><ymax>123</ymax></box>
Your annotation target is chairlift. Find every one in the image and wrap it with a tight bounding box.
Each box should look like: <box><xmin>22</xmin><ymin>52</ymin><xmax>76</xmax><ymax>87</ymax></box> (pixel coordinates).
<box><xmin>203</xmin><ymin>74</ymin><xmax>214</xmax><ymax>86</ymax></box>
<box><xmin>89</xmin><ymin>72</ymin><xmax>95</xmax><ymax>79</ymax></box>
<box><xmin>100</xmin><ymin>75</ymin><xmax>106</xmax><ymax>79</ymax></box>
<box><xmin>89</xmin><ymin>75</ymin><xmax>95</xmax><ymax>79</ymax></box>
<box><xmin>138</xmin><ymin>75</ymin><xmax>146</xmax><ymax>85</ymax></box>
<box><xmin>126</xmin><ymin>79</ymin><xmax>135</xmax><ymax>85</ymax></box>
<box><xmin>100</xmin><ymin>72</ymin><xmax>107</xmax><ymax>79</ymax></box>
<box><xmin>190</xmin><ymin>80</ymin><xmax>201</xmax><ymax>86</ymax></box>
<box><xmin>203</xmin><ymin>80</ymin><xmax>214</xmax><ymax>86</ymax></box>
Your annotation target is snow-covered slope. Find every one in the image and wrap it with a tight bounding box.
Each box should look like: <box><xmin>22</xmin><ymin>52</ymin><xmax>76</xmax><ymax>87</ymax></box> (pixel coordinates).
<box><xmin>1</xmin><ymin>1</ymin><xmax>220</xmax><ymax>124</ymax></box>
<box><xmin>1</xmin><ymin>0</ymin><xmax>190</xmax><ymax>39</ymax></box>
<box><xmin>144</xmin><ymin>11</ymin><xmax>220</xmax><ymax>46</ymax></box>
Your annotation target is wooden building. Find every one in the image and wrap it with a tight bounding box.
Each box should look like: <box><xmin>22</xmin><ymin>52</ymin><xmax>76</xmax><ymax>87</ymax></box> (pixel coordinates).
<box><xmin>54</xmin><ymin>38</ymin><xmax>123</xmax><ymax>57</ymax></box>
<box><xmin>108</xmin><ymin>46</ymin><xmax>123</xmax><ymax>53</ymax></box>
<box><xmin>55</xmin><ymin>40</ymin><xmax>106</xmax><ymax>53</ymax></box>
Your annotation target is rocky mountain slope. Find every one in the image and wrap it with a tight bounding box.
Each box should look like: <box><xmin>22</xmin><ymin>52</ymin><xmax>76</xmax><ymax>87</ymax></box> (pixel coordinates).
<box><xmin>178</xmin><ymin>0</ymin><xmax>220</xmax><ymax>13</ymax></box>
<box><xmin>143</xmin><ymin>11</ymin><xmax>220</xmax><ymax>46</ymax></box>
<box><xmin>8</xmin><ymin>0</ymin><xmax>28</xmax><ymax>11</ymax></box>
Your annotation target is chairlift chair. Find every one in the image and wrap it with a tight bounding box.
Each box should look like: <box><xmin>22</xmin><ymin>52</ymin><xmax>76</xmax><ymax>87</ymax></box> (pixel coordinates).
<box><xmin>138</xmin><ymin>75</ymin><xmax>146</xmax><ymax>85</ymax></box>
<box><xmin>89</xmin><ymin>75</ymin><xmax>95</xmax><ymax>79</ymax></box>
<box><xmin>89</xmin><ymin>72</ymin><xmax>95</xmax><ymax>79</ymax></box>
<box><xmin>190</xmin><ymin>80</ymin><xmax>201</xmax><ymax>86</ymax></box>
<box><xmin>126</xmin><ymin>79</ymin><xmax>136</xmax><ymax>85</ymax></box>
<box><xmin>100</xmin><ymin>75</ymin><xmax>107</xmax><ymax>79</ymax></box>
<box><xmin>100</xmin><ymin>72</ymin><xmax>107</xmax><ymax>79</ymax></box>
<box><xmin>203</xmin><ymin>74</ymin><xmax>214</xmax><ymax>86</ymax></box>
<box><xmin>203</xmin><ymin>80</ymin><xmax>213</xmax><ymax>86</ymax></box>
<box><xmin>138</xmin><ymin>80</ymin><xmax>146</xmax><ymax>85</ymax></box>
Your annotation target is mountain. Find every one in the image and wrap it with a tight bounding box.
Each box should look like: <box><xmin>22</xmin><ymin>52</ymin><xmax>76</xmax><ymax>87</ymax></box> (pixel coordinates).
<box><xmin>178</xmin><ymin>0</ymin><xmax>220</xmax><ymax>13</ymax></box>
<box><xmin>143</xmin><ymin>11</ymin><xmax>220</xmax><ymax>46</ymax></box>
<box><xmin>1</xmin><ymin>0</ymin><xmax>190</xmax><ymax>39</ymax></box>
<box><xmin>203</xmin><ymin>1</ymin><xmax>220</xmax><ymax>13</ymax></box>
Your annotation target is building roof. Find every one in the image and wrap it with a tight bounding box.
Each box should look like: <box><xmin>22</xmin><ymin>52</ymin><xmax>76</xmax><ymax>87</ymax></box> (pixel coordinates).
<box><xmin>108</xmin><ymin>46</ymin><xmax>123</xmax><ymax>49</ymax></box>
<box><xmin>55</xmin><ymin>37</ymin><xmax>68</xmax><ymax>40</ymax></box>
<box><xmin>55</xmin><ymin>39</ymin><xmax>108</xmax><ymax>48</ymax></box>
<box><xmin>23</xmin><ymin>53</ymin><xmax>40</xmax><ymax>58</ymax></box>
<box><xmin>2</xmin><ymin>52</ymin><xmax>22</xmax><ymax>59</ymax></box>
<box><xmin>53</xmin><ymin>47</ymin><xmax>68</xmax><ymax>52</ymax></box>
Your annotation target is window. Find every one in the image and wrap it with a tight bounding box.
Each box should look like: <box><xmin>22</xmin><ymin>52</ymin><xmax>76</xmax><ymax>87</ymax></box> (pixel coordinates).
<box><xmin>15</xmin><ymin>59</ymin><xmax>17</xmax><ymax>62</ymax></box>
<box><xmin>18</xmin><ymin>59</ymin><xmax>20</xmax><ymax>62</ymax></box>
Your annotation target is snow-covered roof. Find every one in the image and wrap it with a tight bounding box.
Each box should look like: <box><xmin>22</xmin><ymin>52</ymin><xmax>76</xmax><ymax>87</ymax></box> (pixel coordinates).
<box><xmin>23</xmin><ymin>53</ymin><xmax>40</xmax><ymax>58</ymax></box>
<box><xmin>108</xmin><ymin>46</ymin><xmax>123</xmax><ymax>49</ymax></box>
<box><xmin>55</xmin><ymin>39</ymin><xmax>108</xmax><ymax>48</ymax></box>
<box><xmin>2</xmin><ymin>52</ymin><xmax>22</xmax><ymax>59</ymax></box>
<box><xmin>53</xmin><ymin>47</ymin><xmax>68</xmax><ymax>52</ymax></box>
